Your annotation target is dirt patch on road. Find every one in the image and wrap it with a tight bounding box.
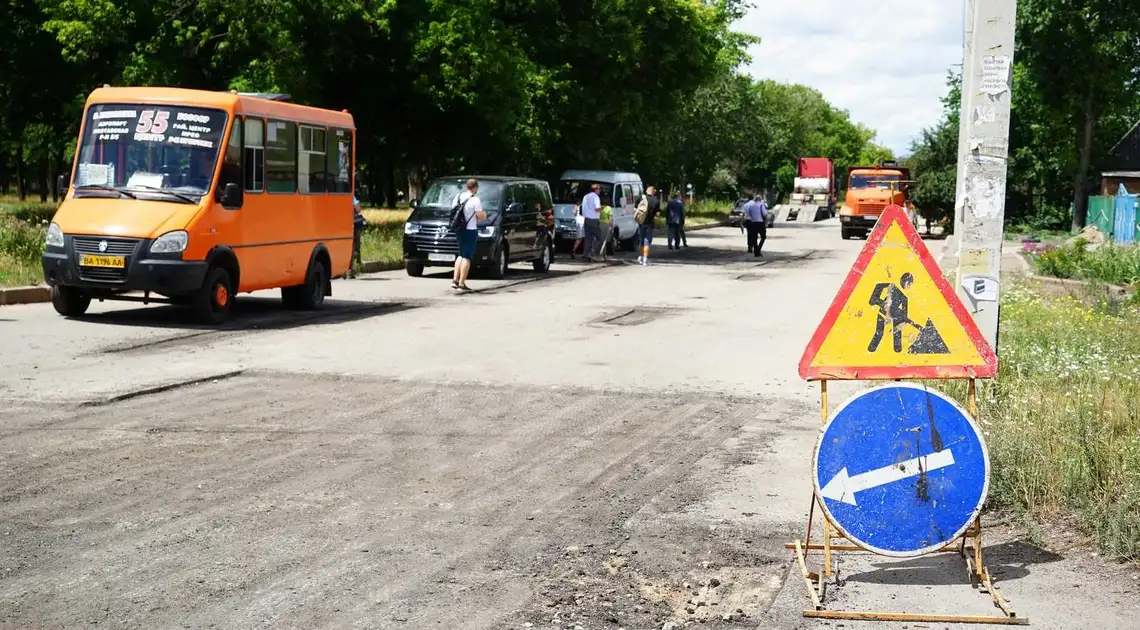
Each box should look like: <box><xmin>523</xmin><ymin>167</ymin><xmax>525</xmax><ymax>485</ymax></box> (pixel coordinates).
<box><xmin>1</xmin><ymin>372</ymin><xmax>801</xmax><ymax>629</ymax></box>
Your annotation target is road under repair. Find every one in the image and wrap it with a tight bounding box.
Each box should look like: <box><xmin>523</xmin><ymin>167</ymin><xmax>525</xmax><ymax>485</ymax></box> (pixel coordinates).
<box><xmin>1</xmin><ymin>222</ymin><xmax>1136</xmax><ymax>629</ymax></box>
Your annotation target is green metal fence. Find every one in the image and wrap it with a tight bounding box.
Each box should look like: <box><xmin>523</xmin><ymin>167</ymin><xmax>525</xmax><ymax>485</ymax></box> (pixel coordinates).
<box><xmin>1088</xmin><ymin>195</ymin><xmax>1116</xmax><ymax>236</ymax></box>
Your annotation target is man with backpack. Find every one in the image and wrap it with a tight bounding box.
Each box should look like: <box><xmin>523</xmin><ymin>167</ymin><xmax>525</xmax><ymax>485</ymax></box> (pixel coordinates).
<box><xmin>636</xmin><ymin>186</ymin><xmax>661</xmax><ymax>265</ymax></box>
<box><xmin>450</xmin><ymin>178</ymin><xmax>487</xmax><ymax>292</ymax></box>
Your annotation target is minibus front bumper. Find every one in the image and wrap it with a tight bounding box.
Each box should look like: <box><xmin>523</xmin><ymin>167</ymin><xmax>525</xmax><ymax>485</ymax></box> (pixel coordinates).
<box><xmin>42</xmin><ymin>235</ymin><xmax>208</xmax><ymax>297</ymax></box>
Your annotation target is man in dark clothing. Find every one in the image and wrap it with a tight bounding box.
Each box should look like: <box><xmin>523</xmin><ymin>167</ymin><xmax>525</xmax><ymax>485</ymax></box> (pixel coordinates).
<box><xmin>742</xmin><ymin>194</ymin><xmax>768</xmax><ymax>257</ymax></box>
<box><xmin>349</xmin><ymin>193</ymin><xmax>366</xmax><ymax>278</ymax></box>
<box><xmin>639</xmin><ymin>186</ymin><xmax>661</xmax><ymax>265</ymax></box>
<box><xmin>666</xmin><ymin>192</ymin><xmax>686</xmax><ymax>250</ymax></box>
<box><xmin>867</xmin><ymin>272</ymin><xmax>915</xmax><ymax>353</ymax></box>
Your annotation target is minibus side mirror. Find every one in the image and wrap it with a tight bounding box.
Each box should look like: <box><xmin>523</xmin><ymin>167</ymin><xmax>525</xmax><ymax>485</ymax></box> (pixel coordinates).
<box><xmin>409</xmin><ymin>198</ymin><xmax>417</xmax><ymax>208</ymax></box>
<box><xmin>57</xmin><ymin>174</ymin><xmax>69</xmax><ymax>198</ymax></box>
<box><xmin>219</xmin><ymin>182</ymin><xmax>243</xmax><ymax>209</ymax></box>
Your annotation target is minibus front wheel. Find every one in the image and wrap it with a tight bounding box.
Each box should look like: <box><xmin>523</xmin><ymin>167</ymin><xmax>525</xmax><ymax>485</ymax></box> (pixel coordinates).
<box><xmin>194</xmin><ymin>267</ymin><xmax>234</xmax><ymax>325</ymax></box>
<box><xmin>51</xmin><ymin>285</ymin><xmax>91</xmax><ymax>318</ymax></box>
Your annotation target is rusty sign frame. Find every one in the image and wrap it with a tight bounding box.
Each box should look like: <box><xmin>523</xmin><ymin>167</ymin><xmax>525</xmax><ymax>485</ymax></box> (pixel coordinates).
<box><xmin>798</xmin><ymin>204</ymin><xmax>998</xmax><ymax>380</ymax></box>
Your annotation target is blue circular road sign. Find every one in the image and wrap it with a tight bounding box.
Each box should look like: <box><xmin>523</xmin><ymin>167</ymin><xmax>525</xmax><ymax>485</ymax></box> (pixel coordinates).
<box><xmin>813</xmin><ymin>383</ymin><xmax>990</xmax><ymax>558</ymax></box>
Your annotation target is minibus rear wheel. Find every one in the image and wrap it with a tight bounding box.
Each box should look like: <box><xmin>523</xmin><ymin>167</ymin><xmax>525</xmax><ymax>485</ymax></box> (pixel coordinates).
<box><xmin>194</xmin><ymin>267</ymin><xmax>234</xmax><ymax>325</ymax></box>
<box><xmin>283</xmin><ymin>258</ymin><xmax>328</xmax><ymax>310</ymax></box>
<box><xmin>51</xmin><ymin>286</ymin><xmax>91</xmax><ymax>318</ymax></box>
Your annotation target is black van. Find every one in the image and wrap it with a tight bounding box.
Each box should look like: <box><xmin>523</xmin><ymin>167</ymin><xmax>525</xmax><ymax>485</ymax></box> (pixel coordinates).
<box><xmin>403</xmin><ymin>176</ymin><xmax>554</xmax><ymax>279</ymax></box>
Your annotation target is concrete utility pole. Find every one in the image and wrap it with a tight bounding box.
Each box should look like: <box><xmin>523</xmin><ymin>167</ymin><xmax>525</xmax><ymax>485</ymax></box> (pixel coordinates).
<box><xmin>953</xmin><ymin>0</ymin><xmax>1017</xmax><ymax>352</ymax></box>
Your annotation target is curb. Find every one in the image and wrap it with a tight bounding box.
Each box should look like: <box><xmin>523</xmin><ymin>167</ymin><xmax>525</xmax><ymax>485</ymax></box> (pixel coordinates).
<box><xmin>0</xmin><ymin>285</ymin><xmax>50</xmax><ymax>306</ymax></box>
<box><xmin>360</xmin><ymin>260</ymin><xmax>403</xmax><ymax>274</ymax></box>
<box><xmin>1028</xmin><ymin>274</ymin><xmax>1132</xmax><ymax>297</ymax></box>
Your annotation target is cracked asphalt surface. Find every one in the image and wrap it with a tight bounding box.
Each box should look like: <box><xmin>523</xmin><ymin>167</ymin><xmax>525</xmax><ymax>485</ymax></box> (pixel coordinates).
<box><xmin>2</xmin><ymin>221</ymin><xmax>1137</xmax><ymax>629</ymax></box>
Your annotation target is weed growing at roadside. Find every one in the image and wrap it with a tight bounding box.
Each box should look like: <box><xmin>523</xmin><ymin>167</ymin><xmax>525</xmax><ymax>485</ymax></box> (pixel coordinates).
<box><xmin>1028</xmin><ymin>238</ymin><xmax>1140</xmax><ymax>289</ymax></box>
<box><xmin>0</xmin><ymin>216</ymin><xmax>47</xmax><ymax>287</ymax></box>
<box><xmin>942</xmin><ymin>282</ymin><xmax>1140</xmax><ymax>561</ymax></box>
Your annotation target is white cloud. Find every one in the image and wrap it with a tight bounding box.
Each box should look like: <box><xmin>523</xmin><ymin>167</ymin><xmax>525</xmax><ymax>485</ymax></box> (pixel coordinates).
<box><xmin>735</xmin><ymin>0</ymin><xmax>965</xmax><ymax>156</ymax></box>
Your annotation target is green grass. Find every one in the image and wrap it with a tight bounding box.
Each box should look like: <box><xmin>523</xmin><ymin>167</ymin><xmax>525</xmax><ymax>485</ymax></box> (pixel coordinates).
<box><xmin>0</xmin><ymin>216</ymin><xmax>47</xmax><ymax>287</ymax></box>
<box><xmin>651</xmin><ymin>199</ymin><xmax>731</xmax><ymax>228</ymax></box>
<box><xmin>358</xmin><ymin>223</ymin><xmax>403</xmax><ymax>267</ymax></box>
<box><xmin>1027</xmin><ymin>238</ymin><xmax>1140</xmax><ymax>290</ymax></box>
<box><xmin>940</xmin><ymin>282</ymin><xmax>1140</xmax><ymax>560</ymax></box>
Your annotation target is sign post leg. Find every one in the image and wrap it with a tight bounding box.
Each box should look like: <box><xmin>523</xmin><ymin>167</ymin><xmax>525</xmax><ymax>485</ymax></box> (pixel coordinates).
<box><xmin>819</xmin><ymin>380</ymin><xmax>834</xmax><ymax>578</ymax></box>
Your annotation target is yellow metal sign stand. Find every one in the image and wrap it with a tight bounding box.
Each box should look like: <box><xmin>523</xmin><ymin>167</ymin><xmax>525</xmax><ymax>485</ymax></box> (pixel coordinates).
<box><xmin>787</xmin><ymin>379</ymin><xmax>1028</xmax><ymax>625</ymax></box>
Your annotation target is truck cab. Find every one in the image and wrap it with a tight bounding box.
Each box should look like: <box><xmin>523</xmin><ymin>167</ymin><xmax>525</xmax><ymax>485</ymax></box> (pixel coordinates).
<box><xmin>838</xmin><ymin>163</ymin><xmax>910</xmax><ymax>239</ymax></box>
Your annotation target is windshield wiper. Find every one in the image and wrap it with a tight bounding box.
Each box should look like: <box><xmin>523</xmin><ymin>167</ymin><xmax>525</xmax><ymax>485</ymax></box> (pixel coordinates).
<box><xmin>76</xmin><ymin>184</ymin><xmax>136</xmax><ymax>199</ymax></box>
<box><xmin>125</xmin><ymin>185</ymin><xmax>198</xmax><ymax>204</ymax></box>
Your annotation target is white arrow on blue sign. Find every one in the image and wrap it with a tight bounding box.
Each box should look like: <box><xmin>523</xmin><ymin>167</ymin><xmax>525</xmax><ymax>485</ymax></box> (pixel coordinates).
<box><xmin>812</xmin><ymin>383</ymin><xmax>990</xmax><ymax>558</ymax></box>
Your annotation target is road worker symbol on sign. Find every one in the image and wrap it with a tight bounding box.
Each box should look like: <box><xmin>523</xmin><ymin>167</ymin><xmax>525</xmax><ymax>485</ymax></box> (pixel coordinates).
<box><xmin>799</xmin><ymin>205</ymin><xmax>996</xmax><ymax>380</ymax></box>
<box><xmin>866</xmin><ymin>273</ymin><xmax>950</xmax><ymax>355</ymax></box>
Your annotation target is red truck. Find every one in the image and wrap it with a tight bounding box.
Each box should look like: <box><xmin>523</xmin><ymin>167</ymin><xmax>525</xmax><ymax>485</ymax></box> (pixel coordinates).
<box><xmin>788</xmin><ymin>157</ymin><xmax>836</xmax><ymax>221</ymax></box>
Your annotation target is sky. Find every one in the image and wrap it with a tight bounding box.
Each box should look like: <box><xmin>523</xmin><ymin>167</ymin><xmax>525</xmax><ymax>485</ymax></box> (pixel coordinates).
<box><xmin>735</xmin><ymin>1</ymin><xmax>966</xmax><ymax>157</ymax></box>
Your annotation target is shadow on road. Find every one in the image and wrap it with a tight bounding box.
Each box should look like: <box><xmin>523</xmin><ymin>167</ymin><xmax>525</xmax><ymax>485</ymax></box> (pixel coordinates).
<box><xmin>81</xmin><ymin>298</ymin><xmax>420</xmax><ymax>337</ymax></box>
<box><xmin>844</xmin><ymin>541</ymin><xmax>1064</xmax><ymax>587</ymax></box>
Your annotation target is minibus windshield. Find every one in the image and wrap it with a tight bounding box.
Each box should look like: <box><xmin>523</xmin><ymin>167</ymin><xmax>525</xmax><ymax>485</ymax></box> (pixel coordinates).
<box><xmin>72</xmin><ymin>103</ymin><xmax>228</xmax><ymax>203</ymax></box>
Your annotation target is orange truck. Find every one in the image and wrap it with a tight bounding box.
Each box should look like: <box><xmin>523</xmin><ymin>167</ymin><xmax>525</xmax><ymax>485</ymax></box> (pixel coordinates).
<box><xmin>42</xmin><ymin>87</ymin><xmax>356</xmax><ymax>323</ymax></box>
<box><xmin>838</xmin><ymin>161</ymin><xmax>910</xmax><ymax>239</ymax></box>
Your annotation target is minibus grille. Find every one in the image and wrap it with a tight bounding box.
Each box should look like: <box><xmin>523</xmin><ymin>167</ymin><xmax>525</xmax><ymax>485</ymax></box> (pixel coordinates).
<box><xmin>410</xmin><ymin>231</ymin><xmax>459</xmax><ymax>254</ymax></box>
<box><xmin>73</xmin><ymin>237</ymin><xmax>140</xmax><ymax>256</ymax></box>
<box><xmin>78</xmin><ymin>267</ymin><xmax>128</xmax><ymax>283</ymax></box>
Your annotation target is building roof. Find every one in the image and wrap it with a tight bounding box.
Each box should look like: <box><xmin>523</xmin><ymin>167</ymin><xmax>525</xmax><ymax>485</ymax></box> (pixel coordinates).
<box><xmin>1106</xmin><ymin>119</ymin><xmax>1140</xmax><ymax>171</ymax></box>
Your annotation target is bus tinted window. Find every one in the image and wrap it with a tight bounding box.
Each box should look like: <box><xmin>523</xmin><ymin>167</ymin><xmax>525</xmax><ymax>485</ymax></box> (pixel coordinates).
<box><xmin>266</xmin><ymin>120</ymin><xmax>297</xmax><ymax>194</ymax></box>
<box><xmin>327</xmin><ymin>128</ymin><xmax>352</xmax><ymax>193</ymax></box>
<box><xmin>74</xmin><ymin>104</ymin><xmax>227</xmax><ymax>198</ymax></box>
<box><xmin>299</xmin><ymin>125</ymin><xmax>327</xmax><ymax>194</ymax></box>
<box><xmin>219</xmin><ymin>117</ymin><xmax>242</xmax><ymax>190</ymax></box>
<box><xmin>243</xmin><ymin>117</ymin><xmax>265</xmax><ymax>192</ymax></box>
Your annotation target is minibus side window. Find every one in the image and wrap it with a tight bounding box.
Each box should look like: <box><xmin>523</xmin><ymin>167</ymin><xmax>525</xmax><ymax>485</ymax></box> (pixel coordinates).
<box><xmin>244</xmin><ymin>118</ymin><xmax>265</xmax><ymax>193</ymax></box>
<box><xmin>265</xmin><ymin>119</ymin><xmax>297</xmax><ymax>194</ymax></box>
<box><xmin>327</xmin><ymin>128</ymin><xmax>353</xmax><ymax>194</ymax></box>
<box><xmin>219</xmin><ymin>117</ymin><xmax>242</xmax><ymax>191</ymax></box>
<box><xmin>299</xmin><ymin>125</ymin><xmax>328</xmax><ymax>194</ymax></box>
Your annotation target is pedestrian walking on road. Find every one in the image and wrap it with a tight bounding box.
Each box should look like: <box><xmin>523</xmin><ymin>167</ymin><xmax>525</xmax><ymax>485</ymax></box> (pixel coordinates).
<box><xmin>666</xmin><ymin>191</ymin><xmax>686</xmax><ymax>250</ymax></box>
<box><xmin>743</xmin><ymin>194</ymin><xmax>769</xmax><ymax>257</ymax></box>
<box><xmin>581</xmin><ymin>183</ymin><xmax>603</xmax><ymax>262</ymax></box>
<box><xmin>637</xmin><ymin>186</ymin><xmax>661</xmax><ymax>265</ymax></box>
<box><xmin>349</xmin><ymin>194</ymin><xmax>365</xmax><ymax>278</ymax></box>
<box><xmin>451</xmin><ymin>178</ymin><xmax>487</xmax><ymax>292</ymax></box>
<box><xmin>599</xmin><ymin>197</ymin><xmax>615</xmax><ymax>262</ymax></box>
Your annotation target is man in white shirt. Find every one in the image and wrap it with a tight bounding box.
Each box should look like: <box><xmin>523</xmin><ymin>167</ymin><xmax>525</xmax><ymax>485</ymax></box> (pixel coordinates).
<box><xmin>580</xmin><ymin>183</ymin><xmax>602</xmax><ymax>261</ymax></box>
<box><xmin>452</xmin><ymin>178</ymin><xmax>487</xmax><ymax>292</ymax></box>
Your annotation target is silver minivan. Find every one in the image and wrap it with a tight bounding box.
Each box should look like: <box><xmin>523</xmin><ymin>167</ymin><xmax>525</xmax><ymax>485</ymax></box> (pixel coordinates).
<box><xmin>553</xmin><ymin>170</ymin><xmax>644</xmax><ymax>252</ymax></box>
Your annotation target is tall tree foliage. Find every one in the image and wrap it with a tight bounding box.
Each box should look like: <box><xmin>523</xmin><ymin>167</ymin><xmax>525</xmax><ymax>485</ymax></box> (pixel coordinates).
<box><xmin>909</xmin><ymin>0</ymin><xmax>1140</xmax><ymax>232</ymax></box>
<box><xmin>2</xmin><ymin>0</ymin><xmax>889</xmax><ymax>203</ymax></box>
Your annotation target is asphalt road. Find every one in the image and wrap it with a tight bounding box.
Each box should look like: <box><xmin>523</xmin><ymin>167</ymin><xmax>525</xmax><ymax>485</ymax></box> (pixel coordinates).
<box><xmin>1</xmin><ymin>220</ymin><xmax>1137</xmax><ymax>629</ymax></box>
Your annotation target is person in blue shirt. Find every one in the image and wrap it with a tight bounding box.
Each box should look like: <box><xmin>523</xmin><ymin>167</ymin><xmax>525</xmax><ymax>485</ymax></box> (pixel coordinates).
<box><xmin>742</xmin><ymin>194</ymin><xmax>768</xmax><ymax>257</ymax></box>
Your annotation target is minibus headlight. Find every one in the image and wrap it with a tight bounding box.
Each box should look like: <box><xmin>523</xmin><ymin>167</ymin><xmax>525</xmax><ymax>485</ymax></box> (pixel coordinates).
<box><xmin>45</xmin><ymin>222</ymin><xmax>65</xmax><ymax>248</ymax></box>
<box><xmin>150</xmin><ymin>230</ymin><xmax>189</xmax><ymax>254</ymax></box>
<box><xmin>404</xmin><ymin>222</ymin><xmax>420</xmax><ymax>235</ymax></box>
<box><xmin>478</xmin><ymin>226</ymin><xmax>497</xmax><ymax>238</ymax></box>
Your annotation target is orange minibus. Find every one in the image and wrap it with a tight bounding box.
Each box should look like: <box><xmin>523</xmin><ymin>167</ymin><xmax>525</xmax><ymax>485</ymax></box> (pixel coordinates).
<box><xmin>42</xmin><ymin>87</ymin><xmax>355</xmax><ymax>323</ymax></box>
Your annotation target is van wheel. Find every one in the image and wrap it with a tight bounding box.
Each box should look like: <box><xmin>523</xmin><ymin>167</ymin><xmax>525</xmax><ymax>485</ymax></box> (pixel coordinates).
<box><xmin>489</xmin><ymin>245</ymin><xmax>508</xmax><ymax>280</ymax></box>
<box><xmin>51</xmin><ymin>286</ymin><xmax>91</xmax><ymax>317</ymax></box>
<box><xmin>533</xmin><ymin>240</ymin><xmax>552</xmax><ymax>273</ymax></box>
<box><xmin>194</xmin><ymin>267</ymin><xmax>234</xmax><ymax>325</ymax></box>
<box><xmin>284</xmin><ymin>259</ymin><xmax>328</xmax><ymax>310</ymax></box>
<box><xmin>406</xmin><ymin>262</ymin><xmax>424</xmax><ymax>277</ymax></box>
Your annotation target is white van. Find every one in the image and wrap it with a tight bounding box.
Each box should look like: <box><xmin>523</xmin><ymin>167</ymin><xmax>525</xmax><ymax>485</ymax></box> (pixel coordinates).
<box><xmin>553</xmin><ymin>170</ymin><xmax>644</xmax><ymax>252</ymax></box>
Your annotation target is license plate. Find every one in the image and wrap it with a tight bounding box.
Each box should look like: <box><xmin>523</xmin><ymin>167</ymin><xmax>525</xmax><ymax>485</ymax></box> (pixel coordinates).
<box><xmin>79</xmin><ymin>254</ymin><xmax>126</xmax><ymax>268</ymax></box>
<box><xmin>428</xmin><ymin>253</ymin><xmax>456</xmax><ymax>263</ymax></box>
